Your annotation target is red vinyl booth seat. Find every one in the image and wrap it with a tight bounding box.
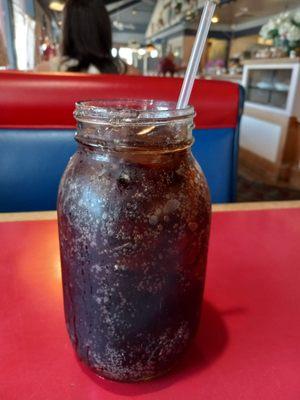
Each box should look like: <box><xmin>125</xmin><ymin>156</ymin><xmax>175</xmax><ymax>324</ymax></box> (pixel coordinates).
<box><xmin>0</xmin><ymin>71</ymin><xmax>244</xmax><ymax>211</ymax></box>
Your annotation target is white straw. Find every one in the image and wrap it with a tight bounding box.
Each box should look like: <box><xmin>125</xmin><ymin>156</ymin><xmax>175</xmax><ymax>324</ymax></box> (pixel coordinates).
<box><xmin>177</xmin><ymin>0</ymin><xmax>217</xmax><ymax>109</ymax></box>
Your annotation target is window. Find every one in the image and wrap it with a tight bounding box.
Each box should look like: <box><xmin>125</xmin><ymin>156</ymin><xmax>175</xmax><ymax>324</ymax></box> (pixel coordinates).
<box><xmin>12</xmin><ymin>0</ymin><xmax>35</xmax><ymax>70</ymax></box>
<box><xmin>118</xmin><ymin>47</ymin><xmax>133</xmax><ymax>66</ymax></box>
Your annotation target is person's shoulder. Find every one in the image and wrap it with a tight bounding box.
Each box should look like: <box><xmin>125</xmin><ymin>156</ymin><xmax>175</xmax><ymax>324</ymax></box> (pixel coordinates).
<box><xmin>59</xmin><ymin>57</ymin><xmax>80</xmax><ymax>71</ymax></box>
<box><xmin>35</xmin><ymin>56</ymin><xmax>60</xmax><ymax>72</ymax></box>
<box><xmin>35</xmin><ymin>56</ymin><xmax>80</xmax><ymax>72</ymax></box>
<box><xmin>87</xmin><ymin>64</ymin><xmax>101</xmax><ymax>74</ymax></box>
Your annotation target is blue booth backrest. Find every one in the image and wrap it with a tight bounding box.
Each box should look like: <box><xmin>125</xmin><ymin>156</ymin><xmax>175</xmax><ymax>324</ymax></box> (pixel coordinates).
<box><xmin>0</xmin><ymin>130</ymin><xmax>76</xmax><ymax>212</ymax></box>
<box><xmin>0</xmin><ymin>126</ymin><xmax>239</xmax><ymax>212</ymax></box>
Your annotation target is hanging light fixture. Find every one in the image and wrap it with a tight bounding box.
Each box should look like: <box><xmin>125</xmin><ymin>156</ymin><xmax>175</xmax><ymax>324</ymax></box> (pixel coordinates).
<box><xmin>138</xmin><ymin>48</ymin><xmax>146</xmax><ymax>56</ymax></box>
<box><xmin>146</xmin><ymin>43</ymin><xmax>156</xmax><ymax>52</ymax></box>
<box><xmin>49</xmin><ymin>1</ymin><xmax>65</xmax><ymax>12</ymax></box>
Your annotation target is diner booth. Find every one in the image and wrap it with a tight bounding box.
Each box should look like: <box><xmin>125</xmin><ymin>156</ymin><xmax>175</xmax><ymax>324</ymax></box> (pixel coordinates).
<box><xmin>0</xmin><ymin>71</ymin><xmax>243</xmax><ymax>211</ymax></box>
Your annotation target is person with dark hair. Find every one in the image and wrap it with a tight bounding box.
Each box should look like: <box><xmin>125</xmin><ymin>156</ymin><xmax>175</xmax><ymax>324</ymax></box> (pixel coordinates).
<box><xmin>36</xmin><ymin>0</ymin><xmax>138</xmax><ymax>75</ymax></box>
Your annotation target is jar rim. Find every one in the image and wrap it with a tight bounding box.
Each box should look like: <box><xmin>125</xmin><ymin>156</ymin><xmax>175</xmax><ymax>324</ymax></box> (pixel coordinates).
<box><xmin>75</xmin><ymin>99</ymin><xmax>194</xmax><ymax>125</ymax></box>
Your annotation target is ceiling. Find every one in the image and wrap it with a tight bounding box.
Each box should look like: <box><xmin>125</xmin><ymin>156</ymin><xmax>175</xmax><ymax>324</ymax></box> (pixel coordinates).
<box><xmin>108</xmin><ymin>0</ymin><xmax>155</xmax><ymax>34</ymax></box>
<box><xmin>39</xmin><ymin>0</ymin><xmax>156</xmax><ymax>35</ymax></box>
<box><xmin>39</xmin><ymin>0</ymin><xmax>300</xmax><ymax>39</ymax></box>
<box><xmin>214</xmin><ymin>0</ymin><xmax>300</xmax><ymax>26</ymax></box>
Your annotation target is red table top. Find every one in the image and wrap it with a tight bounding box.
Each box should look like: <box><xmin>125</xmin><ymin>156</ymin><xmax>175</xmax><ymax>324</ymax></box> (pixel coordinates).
<box><xmin>1</xmin><ymin>207</ymin><xmax>300</xmax><ymax>400</ymax></box>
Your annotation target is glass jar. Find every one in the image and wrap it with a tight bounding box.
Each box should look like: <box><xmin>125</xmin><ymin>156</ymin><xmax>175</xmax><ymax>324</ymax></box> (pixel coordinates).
<box><xmin>57</xmin><ymin>99</ymin><xmax>211</xmax><ymax>382</ymax></box>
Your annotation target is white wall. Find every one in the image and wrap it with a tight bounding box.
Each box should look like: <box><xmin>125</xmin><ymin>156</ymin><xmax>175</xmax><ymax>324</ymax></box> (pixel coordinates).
<box><xmin>113</xmin><ymin>31</ymin><xmax>145</xmax><ymax>45</ymax></box>
<box><xmin>240</xmin><ymin>115</ymin><xmax>282</xmax><ymax>162</ymax></box>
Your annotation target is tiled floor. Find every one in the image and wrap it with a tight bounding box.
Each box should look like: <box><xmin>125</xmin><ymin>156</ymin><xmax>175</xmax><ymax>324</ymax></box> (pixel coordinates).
<box><xmin>237</xmin><ymin>173</ymin><xmax>300</xmax><ymax>202</ymax></box>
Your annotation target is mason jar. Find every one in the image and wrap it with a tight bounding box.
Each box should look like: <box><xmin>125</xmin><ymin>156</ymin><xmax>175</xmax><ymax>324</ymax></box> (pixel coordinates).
<box><xmin>57</xmin><ymin>99</ymin><xmax>211</xmax><ymax>382</ymax></box>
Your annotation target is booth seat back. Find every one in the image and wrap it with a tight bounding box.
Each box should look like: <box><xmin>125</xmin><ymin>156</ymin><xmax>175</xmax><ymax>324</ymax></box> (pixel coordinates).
<box><xmin>0</xmin><ymin>71</ymin><xmax>243</xmax><ymax>212</ymax></box>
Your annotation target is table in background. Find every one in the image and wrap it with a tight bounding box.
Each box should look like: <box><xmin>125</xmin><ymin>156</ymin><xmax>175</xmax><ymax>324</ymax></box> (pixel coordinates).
<box><xmin>1</xmin><ymin>201</ymin><xmax>300</xmax><ymax>400</ymax></box>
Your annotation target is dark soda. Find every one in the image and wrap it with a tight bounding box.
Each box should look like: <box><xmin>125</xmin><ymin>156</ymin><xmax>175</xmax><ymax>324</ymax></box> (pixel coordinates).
<box><xmin>58</xmin><ymin>146</ymin><xmax>210</xmax><ymax>382</ymax></box>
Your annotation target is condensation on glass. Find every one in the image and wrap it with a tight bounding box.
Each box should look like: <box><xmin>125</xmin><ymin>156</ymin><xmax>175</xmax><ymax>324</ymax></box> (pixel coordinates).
<box><xmin>57</xmin><ymin>99</ymin><xmax>211</xmax><ymax>382</ymax></box>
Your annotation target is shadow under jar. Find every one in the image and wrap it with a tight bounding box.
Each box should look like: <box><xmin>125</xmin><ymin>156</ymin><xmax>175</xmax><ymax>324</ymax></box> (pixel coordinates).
<box><xmin>57</xmin><ymin>99</ymin><xmax>211</xmax><ymax>382</ymax></box>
